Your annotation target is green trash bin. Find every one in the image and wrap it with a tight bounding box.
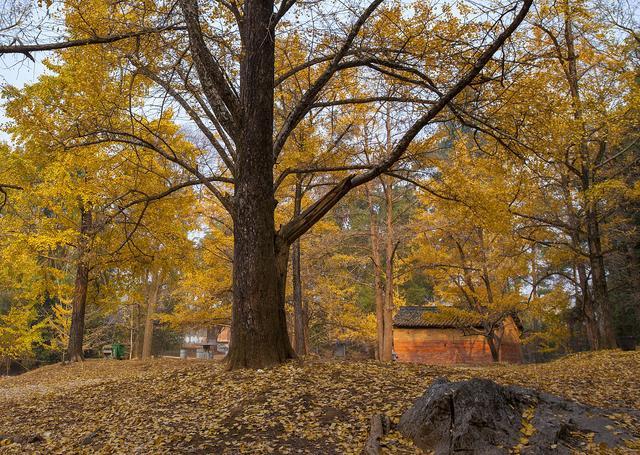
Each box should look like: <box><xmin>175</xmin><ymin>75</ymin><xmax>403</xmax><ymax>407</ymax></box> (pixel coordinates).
<box><xmin>112</xmin><ymin>343</ymin><xmax>125</xmax><ymax>360</ymax></box>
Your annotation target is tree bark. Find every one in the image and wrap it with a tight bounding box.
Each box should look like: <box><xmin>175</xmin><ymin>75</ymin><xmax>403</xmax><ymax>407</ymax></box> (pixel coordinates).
<box><xmin>366</xmin><ymin>184</ymin><xmax>385</xmax><ymax>360</ymax></box>
<box><xmin>363</xmin><ymin>414</ymin><xmax>390</xmax><ymax>454</ymax></box>
<box><xmin>382</xmin><ymin>178</ymin><xmax>395</xmax><ymax>361</ymax></box>
<box><xmin>586</xmin><ymin>209</ymin><xmax>616</xmax><ymax>348</ymax></box>
<box><xmin>486</xmin><ymin>333</ymin><xmax>500</xmax><ymax>362</ymax></box>
<box><xmin>292</xmin><ymin>180</ymin><xmax>307</xmax><ymax>355</ymax></box>
<box><xmin>142</xmin><ymin>269</ymin><xmax>162</xmax><ymax>359</ymax></box>
<box><xmin>67</xmin><ymin>205</ymin><xmax>92</xmax><ymax>362</ymax></box>
<box><xmin>225</xmin><ymin>0</ymin><xmax>295</xmax><ymax>369</ymax></box>
<box><xmin>576</xmin><ymin>262</ymin><xmax>599</xmax><ymax>350</ymax></box>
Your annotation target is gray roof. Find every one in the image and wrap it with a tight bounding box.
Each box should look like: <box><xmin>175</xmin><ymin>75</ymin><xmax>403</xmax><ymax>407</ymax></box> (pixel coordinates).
<box><xmin>393</xmin><ymin>306</ymin><xmax>484</xmax><ymax>329</ymax></box>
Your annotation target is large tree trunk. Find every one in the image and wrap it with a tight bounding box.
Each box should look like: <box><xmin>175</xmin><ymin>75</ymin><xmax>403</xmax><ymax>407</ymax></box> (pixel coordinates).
<box><xmin>228</xmin><ymin>232</ymin><xmax>294</xmax><ymax>368</ymax></box>
<box><xmin>226</xmin><ymin>0</ymin><xmax>295</xmax><ymax>368</ymax></box>
<box><xmin>366</xmin><ymin>184</ymin><xmax>385</xmax><ymax>360</ymax></box>
<box><xmin>67</xmin><ymin>206</ymin><xmax>92</xmax><ymax>362</ymax></box>
<box><xmin>292</xmin><ymin>180</ymin><xmax>307</xmax><ymax>355</ymax></box>
<box><xmin>142</xmin><ymin>269</ymin><xmax>162</xmax><ymax>359</ymax></box>
<box><xmin>382</xmin><ymin>178</ymin><xmax>395</xmax><ymax>361</ymax></box>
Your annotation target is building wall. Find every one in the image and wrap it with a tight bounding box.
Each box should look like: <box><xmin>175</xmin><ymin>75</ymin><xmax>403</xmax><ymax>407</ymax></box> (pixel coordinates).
<box><xmin>394</xmin><ymin>319</ymin><xmax>522</xmax><ymax>365</ymax></box>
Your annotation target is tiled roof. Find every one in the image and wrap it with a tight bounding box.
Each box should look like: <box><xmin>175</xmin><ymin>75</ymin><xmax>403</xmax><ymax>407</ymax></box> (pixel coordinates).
<box><xmin>393</xmin><ymin>306</ymin><xmax>484</xmax><ymax>329</ymax></box>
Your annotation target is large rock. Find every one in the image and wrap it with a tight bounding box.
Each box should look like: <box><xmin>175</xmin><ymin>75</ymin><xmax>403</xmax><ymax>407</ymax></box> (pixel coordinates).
<box><xmin>398</xmin><ymin>378</ymin><xmax>637</xmax><ymax>454</ymax></box>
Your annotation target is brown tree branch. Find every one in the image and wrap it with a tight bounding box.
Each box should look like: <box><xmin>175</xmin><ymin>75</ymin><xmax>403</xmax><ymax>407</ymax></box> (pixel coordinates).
<box><xmin>0</xmin><ymin>25</ymin><xmax>185</xmax><ymax>59</ymax></box>
<box><xmin>133</xmin><ymin>63</ymin><xmax>237</xmax><ymax>175</ymax></box>
<box><xmin>311</xmin><ymin>96</ymin><xmax>436</xmax><ymax>108</ymax></box>
<box><xmin>178</xmin><ymin>0</ymin><xmax>241</xmax><ymax>139</ymax></box>
<box><xmin>277</xmin><ymin>0</ymin><xmax>534</xmax><ymax>245</ymax></box>
<box><xmin>273</xmin><ymin>0</ymin><xmax>385</xmax><ymax>158</ymax></box>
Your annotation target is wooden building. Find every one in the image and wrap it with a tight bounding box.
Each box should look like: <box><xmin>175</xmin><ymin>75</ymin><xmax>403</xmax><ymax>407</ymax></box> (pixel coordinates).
<box><xmin>393</xmin><ymin>306</ymin><xmax>522</xmax><ymax>365</ymax></box>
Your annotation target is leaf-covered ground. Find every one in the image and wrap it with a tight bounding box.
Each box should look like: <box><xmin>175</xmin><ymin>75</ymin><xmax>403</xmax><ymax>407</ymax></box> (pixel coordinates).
<box><xmin>1</xmin><ymin>350</ymin><xmax>639</xmax><ymax>454</ymax></box>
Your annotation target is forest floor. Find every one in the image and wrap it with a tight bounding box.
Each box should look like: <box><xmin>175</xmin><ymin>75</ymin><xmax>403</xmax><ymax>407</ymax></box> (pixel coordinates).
<box><xmin>0</xmin><ymin>350</ymin><xmax>639</xmax><ymax>454</ymax></box>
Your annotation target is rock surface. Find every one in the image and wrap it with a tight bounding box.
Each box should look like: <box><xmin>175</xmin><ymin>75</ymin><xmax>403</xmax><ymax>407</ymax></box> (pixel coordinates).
<box><xmin>399</xmin><ymin>377</ymin><xmax>638</xmax><ymax>454</ymax></box>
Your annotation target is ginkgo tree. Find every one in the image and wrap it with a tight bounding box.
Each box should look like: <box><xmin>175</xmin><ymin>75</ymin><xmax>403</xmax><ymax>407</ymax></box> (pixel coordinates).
<box><xmin>0</xmin><ymin>303</ymin><xmax>45</xmax><ymax>375</ymax></box>
<box><xmin>1</xmin><ymin>0</ymin><xmax>534</xmax><ymax>368</ymax></box>
<box><xmin>407</xmin><ymin>133</ymin><xmax>535</xmax><ymax>360</ymax></box>
<box><xmin>163</xmin><ymin>196</ymin><xmax>234</xmax><ymax>337</ymax></box>
<box><xmin>1</xmin><ymin>34</ymin><xmax>209</xmax><ymax>361</ymax></box>
<box><xmin>446</xmin><ymin>0</ymin><xmax>640</xmax><ymax>350</ymax></box>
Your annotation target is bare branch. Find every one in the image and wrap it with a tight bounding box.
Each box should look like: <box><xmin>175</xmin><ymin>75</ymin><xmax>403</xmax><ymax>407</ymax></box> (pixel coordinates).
<box><xmin>0</xmin><ymin>24</ymin><xmax>185</xmax><ymax>59</ymax></box>
<box><xmin>311</xmin><ymin>96</ymin><xmax>436</xmax><ymax>108</ymax></box>
<box><xmin>273</xmin><ymin>0</ymin><xmax>384</xmax><ymax>158</ymax></box>
<box><xmin>278</xmin><ymin>0</ymin><xmax>534</xmax><ymax>244</ymax></box>
<box><xmin>133</xmin><ymin>63</ymin><xmax>237</xmax><ymax>175</ymax></box>
<box><xmin>178</xmin><ymin>0</ymin><xmax>241</xmax><ymax>140</ymax></box>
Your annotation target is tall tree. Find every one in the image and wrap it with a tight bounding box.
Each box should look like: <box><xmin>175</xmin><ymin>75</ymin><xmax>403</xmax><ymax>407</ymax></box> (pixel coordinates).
<box><xmin>1</xmin><ymin>0</ymin><xmax>533</xmax><ymax>368</ymax></box>
<box><xmin>451</xmin><ymin>0</ymin><xmax>640</xmax><ymax>349</ymax></box>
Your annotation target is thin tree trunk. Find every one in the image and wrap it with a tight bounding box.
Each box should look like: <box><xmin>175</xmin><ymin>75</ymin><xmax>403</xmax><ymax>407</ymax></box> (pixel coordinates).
<box><xmin>292</xmin><ymin>180</ymin><xmax>307</xmax><ymax>355</ymax></box>
<box><xmin>382</xmin><ymin>177</ymin><xmax>394</xmax><ymax>361</ymax></box>
<box><xmin>303</xmin><ymin>299</ymin><xmax>310</xmax><ymax>351</ymax></box>
<box><xmin>366</xmin><ymin>184</ymin><xmax>385</xmax><ymax>360</ymax></box>
<box><xmin>136</xmin><ymin>302</ymin><xmax>143</xmax><ymax>358</ymax></box>
<box><xmin>67</xmin><ymin>205</ymin><xmax>92</xmax><ymax>362</ymax></box>
<box><xmin>142</xmin><ymin>269</ymin><xmax>161</xmax><ymax>359</ymax></box>
<box><xmin>209</xmin><ymin>326</ymin><xmax>222</xmax><ymax>354</ymax></box>
<box><xmin>531</xmin><ymin>244</ymin><xmax>539</xmax><ymax>299</ymax></box>
<box><xmin>586</xmin><ymin>210</ymin><xmax>616</xmax><ymax>347</ymax></box>
<box><xmin>129</xmin><ymin>305</ymin><xmax>135</xmax><ymax>360</ymax></box>
<box><xmin>292</xmin><ymin>236</ymin><xmax>305</xmax><ymax>355</ymax></box>
<box><xmin>478</xmin><ymin>227</ymin><xmax>502</xmax><ymax>362</ymax></box>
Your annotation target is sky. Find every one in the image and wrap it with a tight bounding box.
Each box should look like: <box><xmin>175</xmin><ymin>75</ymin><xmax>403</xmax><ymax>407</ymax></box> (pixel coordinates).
<box><xmin>0</xmin><ymin>55</ymin><xmax>48</xmax><ymax>141</ymax></box>
<box><xmin>0</xmin><ymin>0</ymin><xmax>57</xmax><ymax>143</ymax></box>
